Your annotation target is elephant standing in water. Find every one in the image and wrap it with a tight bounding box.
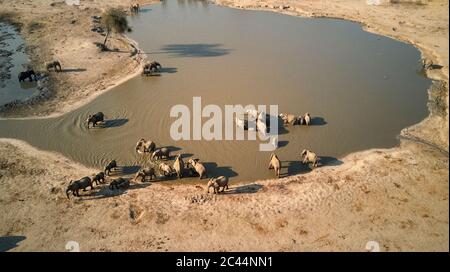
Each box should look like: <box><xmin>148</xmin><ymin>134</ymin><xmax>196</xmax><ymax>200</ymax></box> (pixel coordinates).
<box><xmin>279</xmin><ymin>113</ymin><xmax>299</xmax><ymax>126</ymax></box>
<box><xmin>173</xmin><ymin>154</ymin><xmax>185</xmax><ymax>179</ymax></box>
<box><xmin>151</xmin><ymin>147</ymin><xmax>171</xmax><ymax>161</ymax></box>
<box><xmin>130</xmin><ymin>3</ymin><xmax>140</xmax><ymax>13</ymax></box>
<box><xmin>187</xmin><ymin>158</ymin><xmax>207</xmax><ymax>179</ymax></box>
<box><xmin>135</xmin><ymin>139</ymin><xmax>156</xmax><ymax>154</ymax></box>
<box><xmin>142</xmin><ymin>61</ymin><xmax>162</xmax><ymax>76</ymax></box>
<box><xmin>134</xmin><ymin>167</ymin><xmax>157</xmax><ymax>182</ymax></box>
<box><xmin>18</xmin><ymin>70</ymin><xmax>36</xmax><ymax>82</ymax></box>
<box><xmin>86</xmin><ymin>112</ymin><xmax>105</xmax><ymax>128</ymax></box>
<box><xmin>268</xmin><ymin>153</ymin><xmax>281</xmax><ymax>178</ymax></box>
<box><xmin>301</xmin><ymin>149</ymin><xmax>319</xmax><ymax>168</ymax></box>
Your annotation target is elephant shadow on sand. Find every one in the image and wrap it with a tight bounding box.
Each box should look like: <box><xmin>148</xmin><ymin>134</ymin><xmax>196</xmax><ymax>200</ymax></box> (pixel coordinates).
<box><xmin>106</xmin><ymin>165</ymin><xmax>140</xmax><ymax>176</ymax></box>
<box><xmin>78</xmin><ymin>177</ymin><xmax>151</xmax><ymax>200</ymax></box>
<box><xmin>222</xmin><ymin>183</ymin><xmax>263</xmax><ymax>195</ymax></box>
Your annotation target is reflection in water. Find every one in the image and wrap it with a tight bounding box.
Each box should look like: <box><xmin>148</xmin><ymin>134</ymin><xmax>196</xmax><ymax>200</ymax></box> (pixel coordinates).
<box><xmin>161</xmin><ymin>43</ymin><xmax>231</xmax><ymax>57</ymax></box>
<box><xmin>0</xmin><ymin>0</ymin><xmax>430</xmax><ymax>183</ymax></box>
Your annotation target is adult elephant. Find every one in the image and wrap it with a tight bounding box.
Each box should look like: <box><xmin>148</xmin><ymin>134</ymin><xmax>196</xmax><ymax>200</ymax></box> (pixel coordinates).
<box><xmin>135</xmin><ymin>138</ymin><xmax>156</xmax><ymax>154</ymax></box>
<box><xmin>86</xmin><ymin>112</ymin><xmax>105</xmax><ymax>128</ymax></box>
<box><xmin>18</xmin><ymin>70</ymin><xmax>36</xmax><ymax>82</ymax></box>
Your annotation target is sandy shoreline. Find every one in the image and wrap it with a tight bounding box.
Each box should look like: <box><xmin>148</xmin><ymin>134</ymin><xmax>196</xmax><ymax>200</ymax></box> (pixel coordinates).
<box><xmin>0</xmin><ymin>0</ymin><xmax>448</xmax><ymax>251</ymax></box>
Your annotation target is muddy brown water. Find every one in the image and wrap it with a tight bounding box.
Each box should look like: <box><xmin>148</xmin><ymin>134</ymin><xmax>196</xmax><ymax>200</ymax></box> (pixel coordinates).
<box><xmin>0</xmin><ymin>1</ymin><xmax>430</xmax><ymax>183</ymax></box>
<box><xmin>0</xmin><ymin>23</ymin><xmax>39</xmax><ymax>105</ymax></box>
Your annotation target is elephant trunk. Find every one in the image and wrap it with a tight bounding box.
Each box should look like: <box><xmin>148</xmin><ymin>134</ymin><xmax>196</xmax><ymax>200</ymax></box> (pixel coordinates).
<box><xmin>66</xmin><ymin>189</ymin><xmax>71</xmax><ymax>199</ymax></box>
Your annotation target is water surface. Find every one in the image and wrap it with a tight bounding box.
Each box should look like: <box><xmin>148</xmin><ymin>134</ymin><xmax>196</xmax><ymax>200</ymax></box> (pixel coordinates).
<box><xmin>0</xmin><ymin>1</ymin><xmax>430</xmax><ymax>183</ymax></box>
<box><xmin>0</xmin><ymin>23</ymin><xmax>39</xmax><ymax>106</ymax></box>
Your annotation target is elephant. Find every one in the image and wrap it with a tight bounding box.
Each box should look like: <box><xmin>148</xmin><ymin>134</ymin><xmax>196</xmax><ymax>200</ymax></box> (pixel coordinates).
<box><xmin>303</xmin><ymin>113</ymin><xmax>311</xmax><ymax>126</ymax></box>
<box><xmin>46</xmin><ymin>60</ymin><xmax>62</xmax><ymax>72</ymax></box>
<box><xmin>279</xmin><ymin>113</ymin><xmax>299</xmax><ymax>126</ymax></box>
<box><xmin>135</xmin><ymin>138</ymin><xmax>156</xmax><ymax>154</ymax></box>
<box><xmin>134</xmin><ymin>167</ymin><xmax>156</xmax><ymax>182</ymax></box>
<box><xmin>186</xmin><ymin>163</ymin><xmax>198</xmax><ymax>177</ymax></box>
<box><xmin>130</xmin><ymin>3</ymin><xmax>140</xmax><ymax>13</ymax></box>
<box><xmin>109</xmin><ymin>177</ymin><xmax>129</xmax><ymax>190</ymax></box>
<box><xmin>92</xmin><ymin>172</ymin><xmax>105</xmax><ymax>185</ymax></box>
<box><xmin>206</xmin><ymin>176</ymin><xmax>229</xmax><ymax>194</ymax></box>
<box><xmin>159</xmin><ymin>162</ymin><xmax>174</xmax><ymax>177</ymax></box>
<box><xmin>151</xmin><ymin>147</ymin><xmax>170</xmax><ymax>161</ymax></box>
<box><xmin>66</xmin><ymin>176</ymin><xmax>93</xmax><ymax>199</ymax></box>
<box><xmin>301</xmin><ymin>149</ymin><xmax>319</xmax><ymax>168</ymax></box>
<box><xmin>18</xmin><ymin>70</ymin><xmax>36</xmax><ymax>82</ymax></box>
<box><xmin>187</xmin><ymin>158</ymin><xmax>207</xmax><ymax>179</ymax></box>
<box><xmin>86</xmin><ymin>112</ymin><xmax>105</xmax><ymax>128</ymax></box>
<box><xmin>268</xmin><ymin>153</ymin><xmax>281</xmax><ymax>178</ymax></box>
<box><xmin>173</xmin><ymin>154</ymin><xmax>185</xmax><ymax>179</ymax></box>
<box><xmin>142</xmin><ymin>61</ymin><xmax>162</xmax><ymax>76</ymax></box>
<box><xmin>104</xmin><ymin>160</ymin><xmax>117</xmax><ymax>176</ymax></box>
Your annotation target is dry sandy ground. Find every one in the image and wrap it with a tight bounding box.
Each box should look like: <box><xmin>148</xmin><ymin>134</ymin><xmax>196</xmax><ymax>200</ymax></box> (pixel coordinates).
<box><xmin>0</xmin><ymin>138</ymin><xmax>447</xmax><ymax>251</ymax></box>
<box><xmin>0</xmin><ymin>0</ymin><xmax>448</xmax><ymax>251</ymax></box>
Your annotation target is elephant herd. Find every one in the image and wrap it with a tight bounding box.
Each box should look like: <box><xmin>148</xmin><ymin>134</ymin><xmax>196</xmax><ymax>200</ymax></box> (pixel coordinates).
<box><xmin>67</xmin><ymin>110</ymin><xmax>322</xmax><ymax>199</ymax></box>
<box><xmin>66</xmin><ymin>138</ymin><xmax>223</xmax><ymax>199</ymax></box>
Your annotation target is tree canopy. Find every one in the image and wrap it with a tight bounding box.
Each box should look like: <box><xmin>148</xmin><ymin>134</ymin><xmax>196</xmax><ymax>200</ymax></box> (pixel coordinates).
<box><xmin>101</xmin><ymin>8</ymin><xmax>130</xmax><ymax>47</ymax></box>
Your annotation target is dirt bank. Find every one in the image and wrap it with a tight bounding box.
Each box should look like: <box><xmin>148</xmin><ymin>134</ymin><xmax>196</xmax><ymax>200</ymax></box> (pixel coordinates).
<box><xmin>0</xmin><ymin>0</ymin><xmax>448</xmax><ymax>251</ymax></box>
<box><xmin>0</xmin><ymin>138</ymin><xmax>447</xmax><ymax>251</ymax></box>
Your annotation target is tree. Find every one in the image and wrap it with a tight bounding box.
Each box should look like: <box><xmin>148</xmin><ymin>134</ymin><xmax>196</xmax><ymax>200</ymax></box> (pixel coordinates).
<box><xmin>101</xmin><ymin>8</ymin><xmax>130</xmax><ymax>48</ymax></box>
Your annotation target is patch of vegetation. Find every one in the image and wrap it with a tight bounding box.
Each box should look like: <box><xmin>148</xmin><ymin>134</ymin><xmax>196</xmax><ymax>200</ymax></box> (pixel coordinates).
<box><xmin>100</xmin><ymin>8</ymin><xmax>131</xmax><ymax>49</ymax></box>
<box><xmin>27</xmin><ymin>21</ymin><xmax>44</xmax><ymax>34</ymax></box>
<box><xmin>427</xmin><ymin>81</ymin><xmax>448</xmax><ymax>118</ymax></box>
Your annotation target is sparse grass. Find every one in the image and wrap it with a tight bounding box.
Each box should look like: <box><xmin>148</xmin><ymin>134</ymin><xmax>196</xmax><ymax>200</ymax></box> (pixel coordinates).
<box><xmin>428</xmin><ymin>81</ymin><xmax>448</xmax><ymax>118</ymax></box>
<box><xmin>27</xmin><ymin>20</ymin><xmax>44</xmax><ymax>34</ymax></box>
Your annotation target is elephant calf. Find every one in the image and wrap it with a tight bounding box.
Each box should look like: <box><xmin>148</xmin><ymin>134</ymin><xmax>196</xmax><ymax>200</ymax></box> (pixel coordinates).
<box><xmin>151</xmin><ymin>147</ymin><xmax>171</xmax><ymax>161</ymax></box>
<box><xmin>92</xmin><ymin>172</ymin><xmax>105</xmax><ymax>185</ymax></box>
<box><xmin>134</xmin><ymin>167</ymin><xmax>156</xmax><ymax>182</ymax></box>
<box><xmin>268</xmin><ymin>153</ymin><xmax>281</xmax><ymax>178</ymax></box>
<box><xmin>187</xmin><ymin>158</ymin><xmax>207</xmax><ymax>179</ymax></box>
<box><xmin>104</xmin><ymin>160</ymin><xmax>117</xmax><ymax>176</ymax></box>
<box><xmin>207</xmin><ymin>176</ymin><xmax>229</xmax><ymax>194</ymax></box>
<box><xmin>301</xmin><ymin>149</ymin><xmax>318</xmax><ymax>168</ymax></box>
<box><xmin>109</xmin><ymin>178</ymin><xmax>130</xmax><ymax>190</ymax></box>
<box><xmin>66</xmin><ymin>177</ymin><xmax>93</xmax><ymax>199</ymax></box>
